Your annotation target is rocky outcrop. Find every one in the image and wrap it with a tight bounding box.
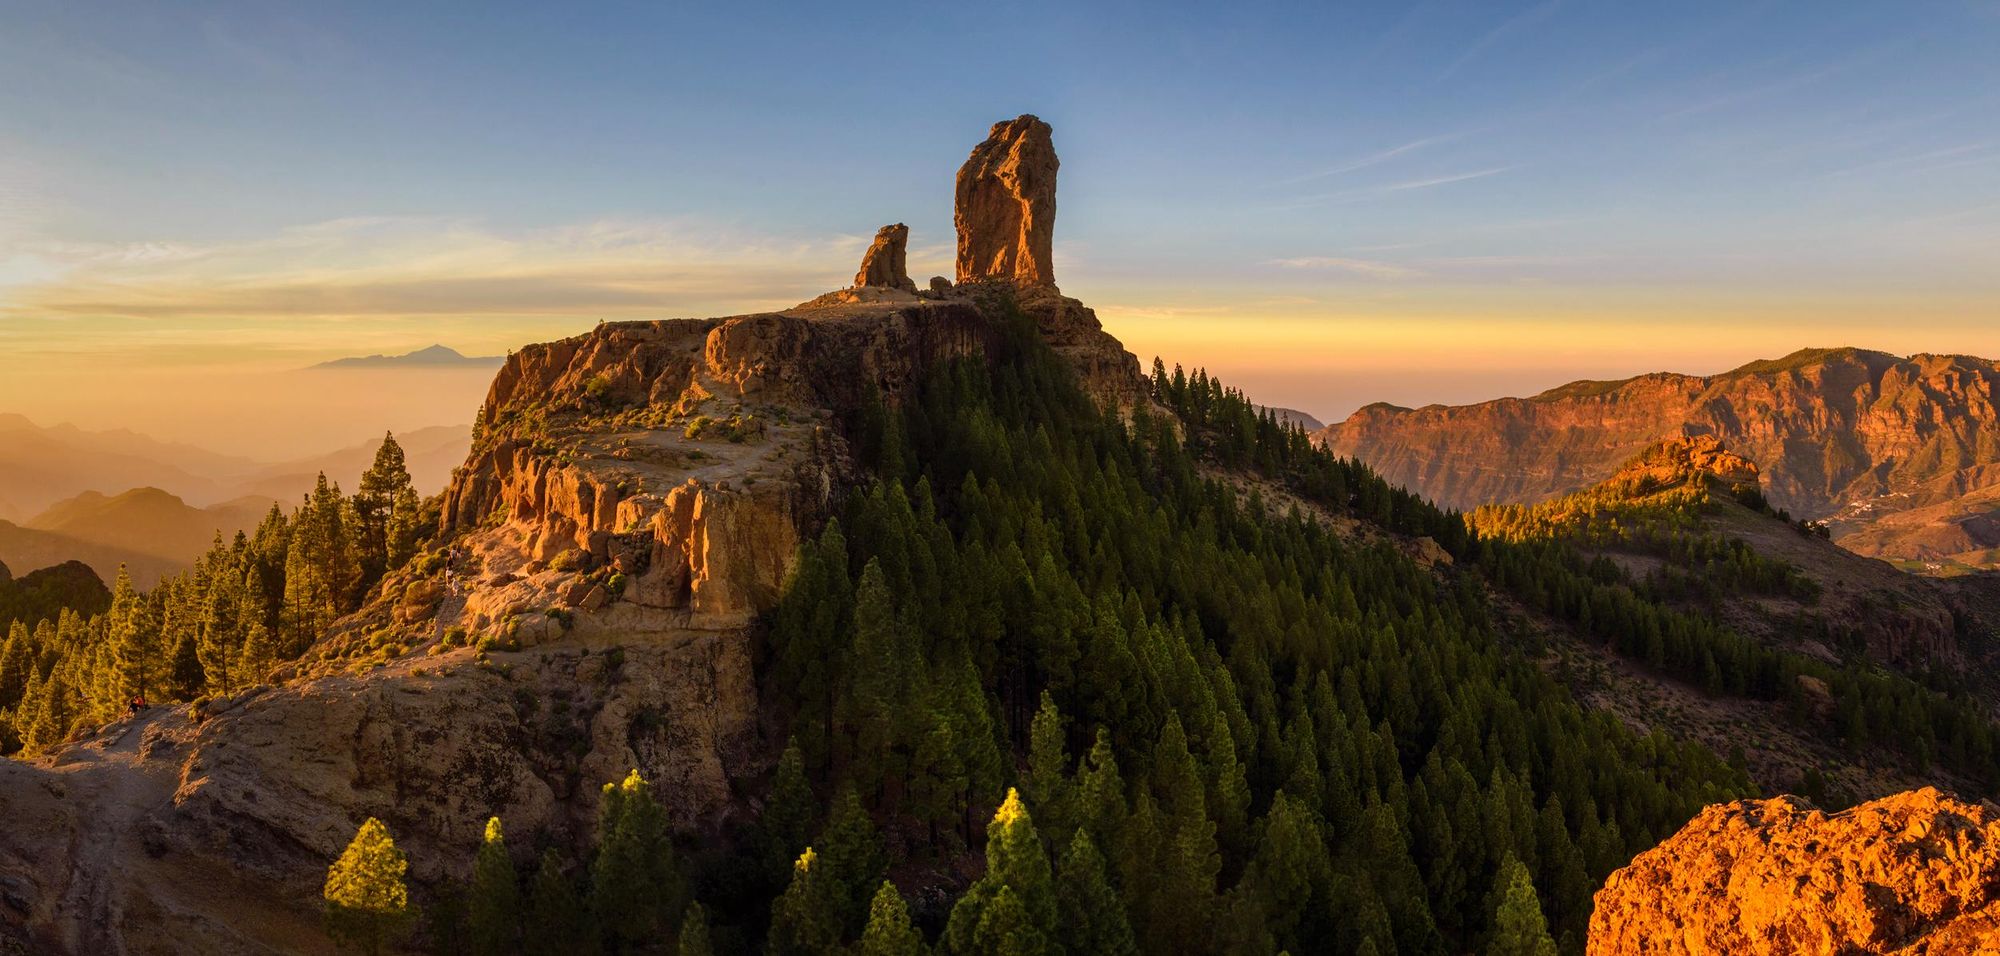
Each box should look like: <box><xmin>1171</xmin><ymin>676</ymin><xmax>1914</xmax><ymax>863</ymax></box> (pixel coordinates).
<box><xmin>1588</xmin><ymin>788</ymin><xmax>2000</xmax><ymax>954</ymax></box>
<box><xmin>855</xmin><ymin>223</ymin><xmax>917</xmax><ymax>292</ymax></box>
<box><xmin>0</xmin><ymin>113</ymin><xmax>1160</xmax><ymax>956</ymax></box>
<box><xmin>955</xmin><ymin>114</ymin><xmax>1058</xmax><ymax>288</ymax></box>
<box><xmin>1318</xmin><ymin>348</ymin><xmax>2000</xmax><ymax>567</ymax></box>
<box><xmin>1605</xmin><ymin>435</ymin><xmax>1761</xmax><ymax>499</ymax></box>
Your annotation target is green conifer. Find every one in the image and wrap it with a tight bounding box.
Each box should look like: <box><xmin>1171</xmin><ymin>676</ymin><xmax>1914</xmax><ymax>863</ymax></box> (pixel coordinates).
<box><xmin>769</xmin><ymin>847</ymin><xmax>844</xmax><ymax>956</ymax></box>
<box><xmin>466</xmin><ymin>816</ymin><xmax>520</xmax><ymax>956</ymax></box>
<box><xmin>857</xmin><ymin>880</ymin><xmax>925</xmax><ymax>956</ymax></box>
<box><xmin>1056</xmin><ymin>830</ymin><xmax>1135</xmax><ymax>956</ymax></box>
<box><xmin>523</xmin><ymin>849</ymin><xmax>594</xmax><ymax>956</ymax></box>
<box><xmin>678</xmin><ymin>901</ymin><xmax>714</xmax><ymax>956</ymax></box>
<box><xmin>324</xmin><ymin>818</ymin><xmax>412</xmax><ymax>955</ymax></box>
<box><xmin>590</xmin><ymin>770</ymin><xmax>686</xmax><ymax>949</ymax></box>
<box><xmin>1487</xmin><ymin>853</ymin><xmax>1558</xmax><ymax>956</ymax></box>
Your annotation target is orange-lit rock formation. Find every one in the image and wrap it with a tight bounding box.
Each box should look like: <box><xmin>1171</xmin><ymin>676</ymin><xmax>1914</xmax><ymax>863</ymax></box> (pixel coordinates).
<box><xmin>1588</xmin><ymin>788</ymin><xmax>2000</xmax><ymax>954</ymax></box>
<box><xmin>854</xmin><ymin>223</ymin><xmax>916</xmax><ymax>292</ymax></box>
<box><xmin>954</xmin><ymin>114</ymin><xmax>1058</xmax><ymax>287</ymax></box>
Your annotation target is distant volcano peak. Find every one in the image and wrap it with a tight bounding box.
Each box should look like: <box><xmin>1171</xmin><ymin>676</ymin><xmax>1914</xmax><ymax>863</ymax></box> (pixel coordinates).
<box><xmin>309</xmin><ymin>344</ymin><xmax>502</xmax><ymax>369</ymax></box>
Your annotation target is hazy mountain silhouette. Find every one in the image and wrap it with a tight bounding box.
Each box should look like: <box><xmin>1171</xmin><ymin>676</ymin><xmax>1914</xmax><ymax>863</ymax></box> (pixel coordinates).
<box><xmin>308</xmin><ymin>344</ymin><xmax>502</xmax><ymax>369</ymax></box>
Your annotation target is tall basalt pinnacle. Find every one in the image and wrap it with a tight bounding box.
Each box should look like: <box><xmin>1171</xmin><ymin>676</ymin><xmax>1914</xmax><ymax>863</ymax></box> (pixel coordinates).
<box><xmin>854</xmin><ymin>223</ymin><xmax>916</xmax><ymax>292</ymax></box>
<box><xmin>954</xmin><ymin>114</ymin><xmax>1058</xmax><ymax>288</ymax></box>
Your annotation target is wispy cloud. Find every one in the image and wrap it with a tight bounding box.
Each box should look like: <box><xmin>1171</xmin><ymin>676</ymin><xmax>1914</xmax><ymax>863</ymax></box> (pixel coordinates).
<box><xmin>1436</xmin><ymin>0</ymin><xmax>1564</xmax><ymax>83</ymax></box>
<box><xmin>1281</xmin><ymin>165</ymin><xmax>1519</xmax><ymax>208</ymax></box>
<box><xmin>1819</xmin><ymin>142</ymin><xmax>1995</xmax><ymax>179</ymax></box>
<box><xmin>1383</xmin><ymin>166</ymin><xmax>1517</xmax><ymax>192</ymax></box>
<box><xmin>1267</xmin><ymin>257</ymin><xmax>1425</xmax><ymax>279</ymax></box>
<box><xmin>1663</xmin><ymin>41</ymin><xmax>1905</xmax><ymax>120</ymax></box>
<box><xmin>0</xmin><ymin>216</ymin><xmax>867</xmax><ymax>325</ymax></box>
<box><xmin>1276</xmin><ymin>135</ymin><xmax>1456</xmax><ymax>186</ymax></box>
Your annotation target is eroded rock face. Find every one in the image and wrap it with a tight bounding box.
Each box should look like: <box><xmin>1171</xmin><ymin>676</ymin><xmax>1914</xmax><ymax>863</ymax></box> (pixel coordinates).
<box><xmin>1316</xmin><ymin>348</ymin><xmax>2000</xmax><ymax>567</ymax></box>
<box><xmin>855</xmin><ymin>223</ymin><xmax>917</xmax><ymax>292</ymax></box>
<box><xmin>0</xmin><ymin>115</ymin><xmax>1162</xmax><ymax>956</ymax></box>
<box><xmin>955</xmin><ymin>114</ymin><xmax>1058</xmax><ymax>287</ymax></box>
<box><xmin>1588</xmin><ymin>788</ymin><xmax>2000</xmax><ymax>955</ymax></box>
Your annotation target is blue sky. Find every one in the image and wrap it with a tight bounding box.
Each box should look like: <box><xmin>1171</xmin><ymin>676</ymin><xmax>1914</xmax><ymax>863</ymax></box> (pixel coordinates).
<box><xmin>2</xmin><ymin>1</ymin><xmax>1997</xmax><ymax>452</ymax></box>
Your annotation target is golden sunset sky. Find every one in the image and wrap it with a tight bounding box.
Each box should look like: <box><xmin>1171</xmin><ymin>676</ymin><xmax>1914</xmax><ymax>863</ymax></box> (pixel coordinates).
<box><xmin>3</xmin><ymin>2</ymin><xmax>1996</xmax><ymax>457</ymax></box>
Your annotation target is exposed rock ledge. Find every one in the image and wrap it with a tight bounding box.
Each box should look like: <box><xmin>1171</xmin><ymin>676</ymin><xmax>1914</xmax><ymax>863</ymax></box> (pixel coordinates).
<box><xmin>1588</xmin><ymin>787</ymin><xmax>2000</xmax><ymax>954</ymax></box>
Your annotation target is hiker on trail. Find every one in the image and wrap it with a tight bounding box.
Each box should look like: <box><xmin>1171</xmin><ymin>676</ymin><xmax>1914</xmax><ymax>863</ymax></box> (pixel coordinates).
<box><xmin>128</xmin><ymin>695</ymin><xmax>146</xmax><ymax>717</ymax></box>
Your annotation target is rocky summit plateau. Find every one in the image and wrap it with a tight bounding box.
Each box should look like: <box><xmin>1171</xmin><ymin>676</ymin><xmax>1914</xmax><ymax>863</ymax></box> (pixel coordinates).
<box><xmin>0</xmin><ymin>113</ymin><xmax>1150</xmax><ymax>955</ymax></box>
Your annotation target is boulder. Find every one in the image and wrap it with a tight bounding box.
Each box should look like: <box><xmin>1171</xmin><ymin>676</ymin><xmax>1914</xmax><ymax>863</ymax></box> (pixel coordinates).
<box><xmin>854</xmin><ymin>223</ymin><xmax>917</xmax><ymax>292</ymax></box>
<box><xmin>954</xmin><ymin>114</ymin><xmax>1058</xmax><ymax>287</ymax></box>
<box><xmin>1588</xmin><ymin>788</ymin><xmax>2000</xmax><ymax>954</ymax></box>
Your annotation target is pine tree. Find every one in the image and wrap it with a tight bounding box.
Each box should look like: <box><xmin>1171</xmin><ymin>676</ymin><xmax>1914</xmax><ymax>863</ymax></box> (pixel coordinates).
<box><xmin>426</xmin><ymin>884</ymin><xmax>468</xmax><ymax>956</ymax></box>
<box><xmin>195</xmin><ymin>562</ymin><xmax>239</xmax><ymax>696</ymax></box>
<box><xmin>842</xmin><ymin>559</ymin><xmax>920</xmax><ymax>796</ymax></box>
<box><xmin>857</xmin><ymin>880</ymin><xmax>925</xmax><ymax>956</ymax></box>
<box><xmin>945</xmin><ymin>789</ymin><xmax>1058</xmax><ymax>956</ymax></box>
<box><xmin>168</xmin><ymin>633</ymin><xmax>204</xmax><ymax>700</ymax></box>
<box><xmin>769</xmin><ymin>848</ymin><xmax>843</xmax><ymax>956</ymax></box>
<box><xmin>762</xmin><ymin>736</ymin><xmax>817</xmax><ymax>880</ymax></box>
<box><xmin>817</xmin><ymin>784</ymin><xmax>887</xmax><ymax>934</ymax></box>
<box><xmin>1487</xmin><ymin>853</ymin><xmax>1558</xmax><ymax>956</ymax></box>
<box><xmin>466</xmin><ymin>816</ymin><xmax>520</xmax><ymax>956</ymax></box>
<box><xmin>524</xmin><ymin>849</ymin><xmax>594</xmax><ymax>956</ymax></box>
<box><xmin>591</xmin><ymin>770</ymin><xmax>686</xmax><ymax>949</ymax></box>
<box><xmin>0</xmin><ymin>626</ymin><xmax>31</xmax><ymax>709</ymax></box>
<box><xmin>967</xmin><ymin>885</ymin><xmax>1047</xmax><ymax>956</ymax></box>
<box><xmin>354</xmin><ymin>432</ymin><xmax>413</xmax><ymax>587</ymax></box>
<box><xmin>324</xmin><ymin>818</ymin><xmax>412</xmax><ymax>955</ymax></box>
<box><xmin>678</xmin><ymin>901</ymin><xmax>714</xmax><ymax>956</ymax></box>
<box><xmin>1238</xmin><ymin>791</ymin><xmax>1332</xmax><ymax>952</ymax></box>
<box><xmin>1075</xmin><ymin>728</ymin><xmax>1127</xmax><ymax>850</ymax></box>
<box><xmin>109</xmin><ymin>566</ymin><xmax>158</xmax><ymax>702</ymax></box>
<box><xmin>1056</xmin><ymin>830</ymin><xmax>1135</xmax><ymax>956</ymax></box>
<box><xmin>1025</xmin><ymin>692</ymin><xmax>1072</xmax><ymax>841</ymax></box>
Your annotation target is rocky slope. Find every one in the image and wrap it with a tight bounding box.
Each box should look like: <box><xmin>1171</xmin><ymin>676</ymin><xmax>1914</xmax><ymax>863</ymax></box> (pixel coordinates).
<box><xmin>1475</xmin><ymin>436</ymin><xmax>2000</xmax><ymax>802</ymax></box>
<box><xmin>1588</xmin><ymin>788</ymin><xmax>2000</xmax><ymax>954</ymax></box>
<box><xmin>0</xmin><ymin>115</ymin><xmax>1147</xmax><ymax>956</ymax></box>
<box><xmin>1317</xmin><ymin>347</ymin><xmax>2000</xmax><ymax>567</ymax></box>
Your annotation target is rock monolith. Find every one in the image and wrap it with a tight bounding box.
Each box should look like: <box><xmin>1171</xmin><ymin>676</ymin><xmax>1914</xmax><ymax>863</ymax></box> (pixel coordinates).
<box><xmin>954</xmin><ymin>114</ymin><xmax>1058</xmax><ymax>287</ymax></box>
<box><xmin>854</xmin><ymin>223</ymin><xmax>916</xmax><ymax>292</ymax></box>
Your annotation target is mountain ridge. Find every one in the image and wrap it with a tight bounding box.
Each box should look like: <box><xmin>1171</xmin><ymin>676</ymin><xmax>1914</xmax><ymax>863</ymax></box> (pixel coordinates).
<box><xmin>308</xmin><ymin>344</ymin><xmax>503</xmax><ymax>370</ymax></box>
<box><xmin>1317</xmin><ymin>345</ymin><xmax>2000</xmax><ymax>568</ymax></box>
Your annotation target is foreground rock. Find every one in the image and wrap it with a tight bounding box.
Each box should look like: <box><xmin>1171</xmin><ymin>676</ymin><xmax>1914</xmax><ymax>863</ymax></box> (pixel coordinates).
<box><xmin>1588</xmin><ymin>788</ymin><xmax>2000</xmax><ymax>954</ymax></box>
<box><xmin>954</xmin><ymin>114</ymin><xmax>1058</xmax><ymax>287</ymax></box>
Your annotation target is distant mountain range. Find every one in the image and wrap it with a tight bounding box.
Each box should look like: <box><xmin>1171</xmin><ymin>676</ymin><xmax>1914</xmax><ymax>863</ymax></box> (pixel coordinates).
<box><xmin>0</xmin><ymin>417</ymin><xmax>471</xmax><ymax>584</ymax></box>
<box><xmin>1256</xmin><ymin>405</ymin><xmax>1325</xmax><ymax>432</ymax></box>
<box><xmin>6</xmin><ymin>488</ymin><xmax>278</xmax><ymax>588</ymax></box>
<box><xmin>309</xmin><ymin>344</ymin><xmax>502</xmax><ymax>369</ymax></box>
<box><xmin>1316</xmin><ymin>346</ymin><xmax>2000</xmax><ymax>569</ymax></box>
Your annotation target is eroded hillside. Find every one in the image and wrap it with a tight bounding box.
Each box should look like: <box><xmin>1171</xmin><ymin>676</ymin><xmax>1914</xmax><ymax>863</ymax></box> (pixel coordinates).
<box><xmin>1319</xmin><ymin>347</ymin><xmax>2000</xmax><ymax>568</ymax></box>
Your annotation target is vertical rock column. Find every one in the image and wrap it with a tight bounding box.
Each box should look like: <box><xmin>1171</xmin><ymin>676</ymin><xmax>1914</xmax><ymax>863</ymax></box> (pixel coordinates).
<box><xmin>854</xmin><ymin>223</ymin><xmax>917</xmax><ymax>292</ymax></box>
<box><xmin>954</xmin><ymin>114</ymin><xmax>1059</xmax><ymax>287</ymax></box>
